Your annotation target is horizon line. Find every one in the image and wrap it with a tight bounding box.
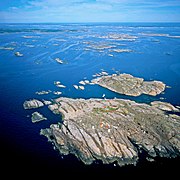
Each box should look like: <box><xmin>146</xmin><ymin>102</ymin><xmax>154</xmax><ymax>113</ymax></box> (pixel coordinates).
<box><xmin>0</xmin><ymin>21</ymin><xmax>180</xmax><ymax>24</ymax></box>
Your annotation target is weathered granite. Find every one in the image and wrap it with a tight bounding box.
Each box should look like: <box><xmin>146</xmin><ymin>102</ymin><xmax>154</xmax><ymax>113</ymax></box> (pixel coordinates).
<box><xmin>92</xmin><ymin>73</ymin><xmax>166</xmax><ymax>96</ymax></box>
<box><xmin>40</xmin><ymin>97</ymin><xmax>180</xmax><ymax>166</ymax></box>
<box><xmin>42</xmin><ymin>100</ymin><xmax>52</xmax><ymax>105</ymax></box>
<box><xmin>151</xmin><ymin>101</ymin><xmax>180</xmax><ymax>112</ymax></box>
<box><xmin>23</xmin><ymin>99</ymin><xmax>44</xmax><ymax>109</ymax></box>
<box><xmin>31</xmin><ymin>111</ymin><xmax>47</xmax><ymax>123</ymax></box>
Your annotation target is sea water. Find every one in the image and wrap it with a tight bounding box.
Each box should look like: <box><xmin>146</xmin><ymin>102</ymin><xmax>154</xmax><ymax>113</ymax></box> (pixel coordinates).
<box><xmin>0</xmin><ymin>23</ymin><xmax>179</xmax><ymax>177</ymax></box>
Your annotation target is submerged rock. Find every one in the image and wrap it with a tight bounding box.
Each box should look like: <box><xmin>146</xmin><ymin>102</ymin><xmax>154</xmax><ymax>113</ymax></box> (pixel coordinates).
<box><xmin>31</xmin><ymin>111</ymin><xmax>47</xmax><ymax>123</ymax></box>
<box><xmin>110</xmin><ymin>49</ymin><xmax>132</xmax><ymax>53</ymax></box>
<box><xmin>92</xmin><ymin>73</ymin><xmax>166</xmax><ymax>96</ymax></box>
<box><xmin>41</xmin><ymin>97</ymin><xmax>180</xmax><ymax>167</ymax></box>
<box><xmin>35</xmin><ymin>90</ymin><xmax>51</xmax><ymax>95</ymax></box>
<box><xmin>23</xmin><ymin>99</ymin><xmax>44</xmax><ymax>109</ymax></box>
<box><xmin>0</xmin><ymin>46</ymin><xmax>14</xmax><ymax>50</ymax></box>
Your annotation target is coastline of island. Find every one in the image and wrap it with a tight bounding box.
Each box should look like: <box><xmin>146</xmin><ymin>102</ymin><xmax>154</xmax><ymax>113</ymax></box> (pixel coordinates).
<box><xmin>23</xmin><ymin>73</ymin><xmax>180</xmax><ymax>167</ymax></box>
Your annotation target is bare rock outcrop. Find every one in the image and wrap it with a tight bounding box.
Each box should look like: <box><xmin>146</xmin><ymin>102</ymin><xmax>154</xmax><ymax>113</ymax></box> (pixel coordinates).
<box><xmin>92</xmin><ymin>73</ymin><xmax>166</xmax><ymax>96</ymax></box>
<box><xmin>41</xmin><ymin>97</ymin><xmax>180</xmax><ymax>166</ymax></box>
<box><xmin>31</xmin><ymin>112</ymin><xmax>47</xmax><ymax>123</ymax></box>
<box><xmin>23</xmin><ymin>99</ymin><xmax>44</xmax><ymax>109</ymax></box>
<box><xmin>151</xmin><ymin>101</ymin><xmax>180</xmax><ymax>112</ymax></box>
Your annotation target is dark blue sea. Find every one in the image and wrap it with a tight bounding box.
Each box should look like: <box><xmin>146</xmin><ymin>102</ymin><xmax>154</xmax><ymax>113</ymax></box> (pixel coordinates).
<box><xmin>0</xmin><ymin>23</ymin><xmax>179</xmax><ymax>178</ymax></box>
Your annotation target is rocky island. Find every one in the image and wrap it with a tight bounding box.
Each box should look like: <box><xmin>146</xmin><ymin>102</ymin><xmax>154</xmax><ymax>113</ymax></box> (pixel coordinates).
<box><xmin>31</xmin><ymin>111</ymin><xmax>47</xmax><ymax>123</ymax></box>
<box><xmin>92</xmin><ymin>73</ymin><xmax>166</xmax><ymax>96</ymax></box>
<box><xmin>23</xmin><ymin>73</ymin><xmax>179</xmax><ymax>167</ymax></box>
<box><xmin>40</xmin><ymin>97</ymin><xmax>180</xmax><ymax>167</ymax></box>
<box><xmin>23</xmin><ymin>99</ymin><xmax>44</xmax><ymax>109</ymax></box>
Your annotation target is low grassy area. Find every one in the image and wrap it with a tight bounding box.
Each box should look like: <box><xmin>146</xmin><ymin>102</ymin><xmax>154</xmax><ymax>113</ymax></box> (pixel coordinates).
<box><xmin>93</xmin><ymin>106</ymin><xmax>119</xmax><ymax>113</ymax></box>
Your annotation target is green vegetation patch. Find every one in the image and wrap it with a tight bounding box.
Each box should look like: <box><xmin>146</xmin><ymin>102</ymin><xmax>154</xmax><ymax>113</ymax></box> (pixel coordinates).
<box><xmin>93</xmin><ymin>106</ymin><xmax>119</xmax><ymax>113</ymax></box>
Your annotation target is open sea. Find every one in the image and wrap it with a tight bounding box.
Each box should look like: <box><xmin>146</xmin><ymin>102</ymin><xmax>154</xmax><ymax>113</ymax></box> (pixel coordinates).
<box><xmin>0</xmin><ymin>23</ymin><xmax>180</xmax><ymax>178</ymax></box>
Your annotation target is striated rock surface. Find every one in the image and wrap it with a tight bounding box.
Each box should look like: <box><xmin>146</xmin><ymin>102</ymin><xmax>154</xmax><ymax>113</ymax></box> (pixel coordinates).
<box><xmin>40</xmin><ymin>97</ymin><xmax>180</xmax><ymax>166</ymax></box>
<box><xmin>92</xmin><ymin>73</ymin><xmax>166</xmax><ymax>96</ymax></box>
<box><xmin>150</xmin><ymin>101</ymin><xmax>180</xmax><ymax>112</ymax></box>
<box><xmin>23</xmin><ymin>99</ymin><xmax>44</xmax><ymax>109</ymax></box>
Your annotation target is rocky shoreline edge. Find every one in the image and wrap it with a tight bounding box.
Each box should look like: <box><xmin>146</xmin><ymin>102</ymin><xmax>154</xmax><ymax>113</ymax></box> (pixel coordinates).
<box><xmin>23</xmin><ymin>73</ymin><xmax>180</xmax><ymax>167</ymax></box>
<box><xmin>37</xmin><ymin>97</ymin><xmax>180</xmax><ymax>167</ymax></box>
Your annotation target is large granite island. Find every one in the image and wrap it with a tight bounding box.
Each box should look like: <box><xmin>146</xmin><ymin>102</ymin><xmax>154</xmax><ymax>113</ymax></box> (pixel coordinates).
<box><xmin>41</xmin><ymin>97</ymin><xmax>180</xmax><ymax>166</ymax></box>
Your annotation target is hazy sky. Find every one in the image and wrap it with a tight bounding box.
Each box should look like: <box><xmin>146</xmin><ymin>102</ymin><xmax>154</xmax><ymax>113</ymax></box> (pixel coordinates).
<box><xmin>0</xmin><ymin>0</ymin><xmax>180</xmax><ymax>23</ymax></box>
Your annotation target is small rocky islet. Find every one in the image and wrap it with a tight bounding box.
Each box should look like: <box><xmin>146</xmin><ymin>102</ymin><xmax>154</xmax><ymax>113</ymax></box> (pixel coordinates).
<box><xmin>23</xmin><ymin>99</ymin><xmax>44</xmax><ymax>109</ymax></box>
<box><xmin>31</xmin><ymin>111</ymin><xmax>47</xmax><ymax>123</ymax></box>
<box><xmin>23</xmin><ymin>73</ymin><xmax>180</xmax><ymax>166</ymax></box>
